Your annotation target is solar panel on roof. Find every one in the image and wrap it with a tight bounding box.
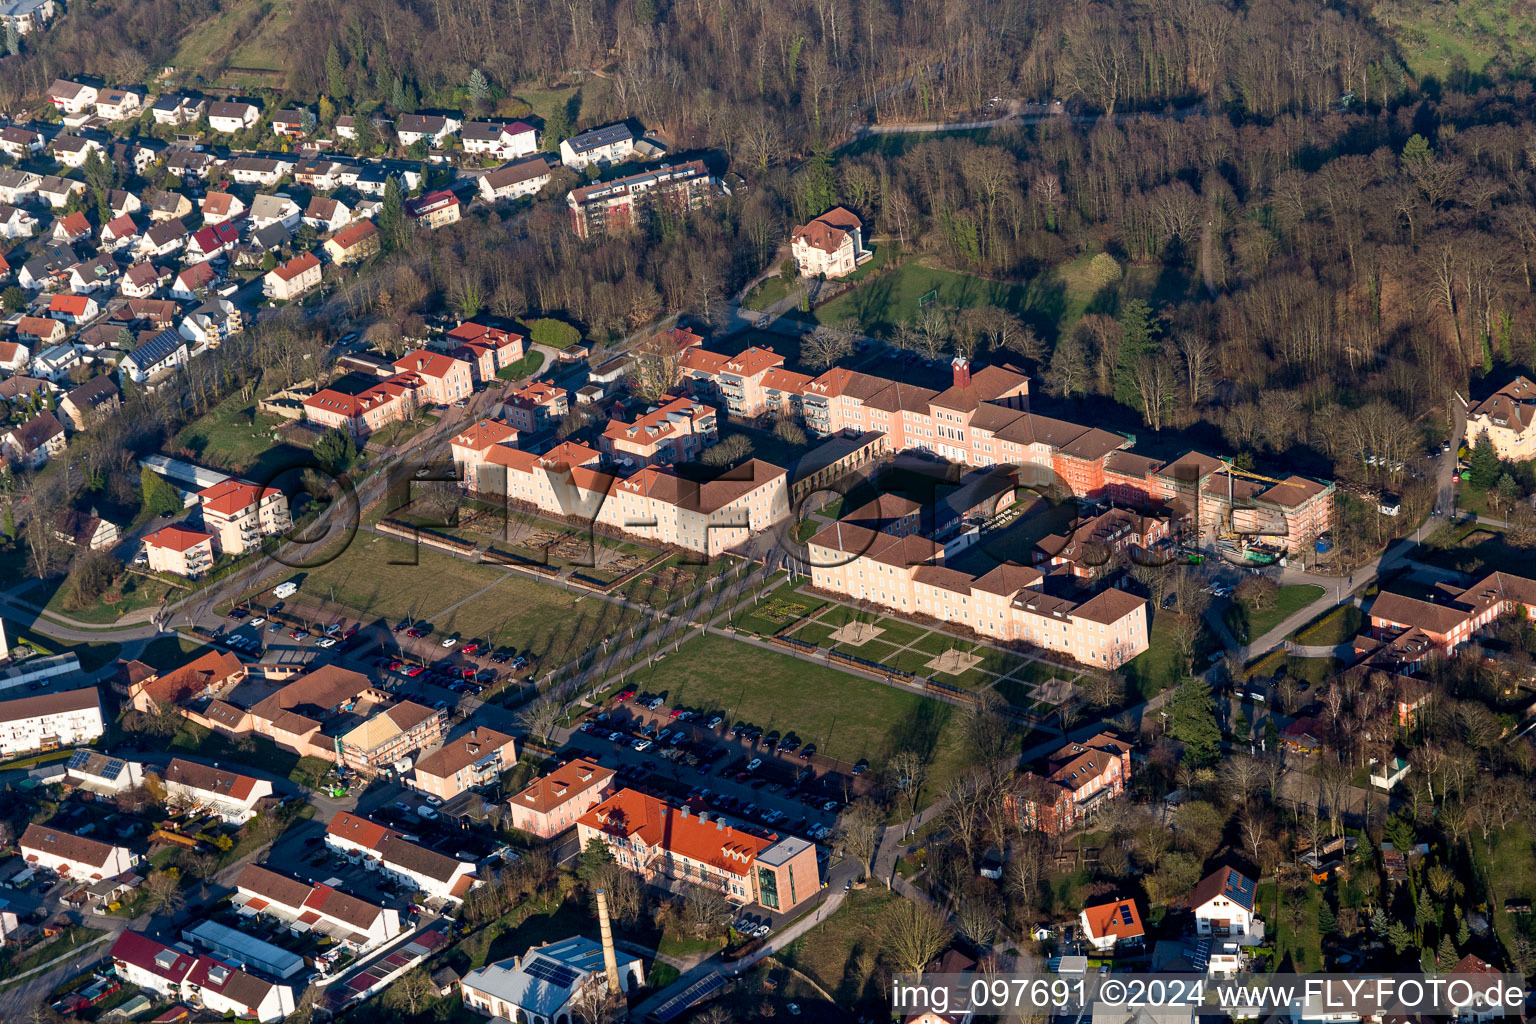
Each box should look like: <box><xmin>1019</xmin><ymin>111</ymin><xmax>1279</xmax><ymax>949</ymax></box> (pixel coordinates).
<box><xmin>524</xmin><ymin>958</ymin><xmax>579</xmax><ymax>989</ymax></box>
<box><xmin>1119</xmin><ymin>905</ymin><xmax>1134</xmax><ymax>926</ymax></box>
<box><xmin>66</xmin><ymin>749</ymin><xmax>91</xmax><ymax>771</ymax></box>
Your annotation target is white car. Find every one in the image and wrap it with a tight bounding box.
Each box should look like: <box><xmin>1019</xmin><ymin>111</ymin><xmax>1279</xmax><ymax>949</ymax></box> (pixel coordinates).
<box><xmin>249</xmin><ymin>617</ymin><xmax>265</xmax><ymax>626</ymax></box>
<box><xmin>632</xmin><ymin>739</ymin><xmax>653</xmax><ymax>752</ymax></box>
<box><xmin>441</xmin><ymin>638</ymin><xmax>458</xmax><ymax>648</ymax></box>
<box><xmin>316</xmin><ymin>637</ymin><xmax>338</xmax><ymax>648</ymax></box>
<box><xmin>747</xmin><ymin>758</ymin><xmax>762</xmax><ymax>771</ymax></box>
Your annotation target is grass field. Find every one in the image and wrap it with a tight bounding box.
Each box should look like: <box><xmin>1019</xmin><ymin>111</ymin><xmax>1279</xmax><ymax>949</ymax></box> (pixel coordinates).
<box><xmin>620</xmin><ymin>631</ymin><xmax>970</xmax><ymax>793</ymax></box>
<box><xmin>741</xmin><ymin>276</ymin><xmax>791</xmax><ymax>311</ymax></box>
<box><xmin>780</xmin><ymin>888</ymin><xmax>900</xmax><ymax>1012</ymax></box>
<box><xmin>497</xmin><ymin>351</ymin><xmax>546</xmax><ymax>380</ymax></box>
<box><xmin>171</xmin><ymin>392</ymin><xmax>307</xmax><ymax>478</ymax></box>
<box><xmin>1480</xmin><ymin>820</ymin><xmax>1536</xmax><ymax>954</ymax></box>
<box><xmin>41</xmin><ymin>572</ymin><xmax>178</xmax><ymax>625</ymax></box>
<box><xmin>1122</xmin><ymin>611</ymin><xmax>1208</xmax><ymax>700</ymax></box>
<box><xmin>366</xmin><ymin>412</ymin><xmax>439</xmax><ymax>449</ymax></box>
<box><xmin>1376</xmin><ymin>0</ymin><xmax>1535</xmax><ymax>80</ymax></box>
<box><xmin>1224</xmin><ymin>585</ymin><xmax>1324</xmax><ymax>642</ymax></box>
<box><xmin>1293</xmin><ymin>604</ymin><xmax>1363</xmax><ymax>646</ymax></box>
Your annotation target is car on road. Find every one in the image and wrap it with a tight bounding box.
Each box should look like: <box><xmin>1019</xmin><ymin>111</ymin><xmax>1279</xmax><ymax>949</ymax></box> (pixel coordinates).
<box><xmin>755</xmin><ymin>315</ymin><xmax>771</xmax><ymax>328</ymax></box>
<box><xmin>227</xmin><ymin>608</ymin><xmax>247</xmax><ymax>618</ymax></box>
<box><xmin>268</xmin><ymin>621</ymin><xmax>284</xmax><ymax>632</ymax></box>
<box><xmin>290</xmin><ymin>630</ymin><xmax>309</xmax><ymax>641</ymax></box>
<box><xmin>800</xmin><ymin>744</ymin><xmax>816</xmax><ymax>759</ymax></box>
<box><xmin>405</xmin><ymin>666</ymin><xmax>425</xmax><ymax>677</ymax></box>
<box><xmin>822</xmin><ymin>799</ymin><xmax>839</xmax><ymax>812</ymax></box>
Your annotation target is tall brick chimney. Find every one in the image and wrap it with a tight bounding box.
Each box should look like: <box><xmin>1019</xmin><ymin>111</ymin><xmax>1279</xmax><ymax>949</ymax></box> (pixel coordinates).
<box><xmin>951</xmin><ymin>356</ymin><xmax>971</xmax><ymax>389</ymax></box>
<box><xmin>595</xmin><ymin>888</ymin><xmax>623</xmax><ymax>995</ymax></box>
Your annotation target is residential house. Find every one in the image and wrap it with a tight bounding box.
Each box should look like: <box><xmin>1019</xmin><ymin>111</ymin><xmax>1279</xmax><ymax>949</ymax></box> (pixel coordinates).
<box><xmin>106</xmin><ymin>189</ymin><xmax>142</xmax><ymax>216</ymax></box>
<box><xmin>461</xmin><ymin>121</ymin><xmax>538</xmax><ymax>160</ymax></box>
<box><xmin>60</xmin><ymin>375</ymin><xmax>120</xmax><ymax>429</ymax></box>
<box><xmin>0</xmin><ymin>374</ymin><xmax>47</xmax><ymax>405</ymax></box>
<box><xmin>324</xmin><ymin>811</ymin><xmax>478</xmax><ymax>903</ymax></box>
<box><xmin>1080</xmin><ymin>899</ymin><xmax>1146</xmax><ymax>953</ymax></box>
<box><xmin>0</xmin><ymin>339</ymin><xmax>26</xmax><ymax>371</ymax></box>
<box><xmin>93</xmin><ymin>88</ymin><xmax>142</xmax><ymax>120</ymax></box>
<box><xmin>393</xmin><ymin>349</ymin><xmax>471</xmax><ymax>405</ymax></box>
<box><xmin>449</xmin><ymin>418</ymin><xmax>521</xmax><ymax>491</ymax></box>
<box><xmin>197</xmin><ymin>478</ymin><xmax>291</xmax><ymax>555</ymax></box>
<box><xmin>206</xmin><ymin>100</ymin><xmax>260</xmax><ymax>133</ymax></box>
<box><xmin>99</xmin><ymin>213</ymin><xmax>140</xmax><ymax>251</ymax></box>
<box><xmin>0</xmin><ymin>125</ymin><xmax>43</xmax><ymax>159</ymax></box>
<box><xmin>162</xmin><ymin>758</ymin><xmax>273</xmax><ymax>823</ymax></box>
<box><xmin>233</xmin><ymin>864</ymin><xmax>402</xmax><ymax>951</ymax></box>
<box><xmin>2</xmin><ymin>409</ymin><xmax>65</xmax><ymax>468</ymax></box>
<box><xmin>334</xmin><ymin>115</ymin><xmax>357</xmax><ymax>139</ymax></box>
<box><xmin>1464</xmin><ymin>376</ymin><xmax>1536</xmax><ymax>461</ymax></box>
<box><xmin>185</xmin><ymin>222</ymin><xmax>239</xmax><ymax>262</ymax></box>
<box><xmin>1190</xmin><ymin>866</ymin><xmax>1262</xmax><ymax>943</ymax></box>
<box><xmin>248</xmin><ymin>193</ymin><xmax>302</xmax><ymax>231</ymax></box>
<box><xmin>48</xmin><ymin>292</ymin><xmax>97</xmax><ymax>324</ymax></box>
<box><xmin>404</xmin><ymin>189</ymin><xmax>461</xmax><ymax>229</ymax></box>
<box><xmin>121</xmin><ymin>327</ymin><xmax>188</xmax><ymax>382</ymax></box>
<box><xmin>303</xmin><ymin>196</ymin><xmax>351</xmax><ymax>233</ymax></box>
<box><xmin>791</xmin><ymin>206</ymin><xmax>873</xmax><ymax>279</ymax></box>
<box><xmin>411</xmin><ymin>726</ymin><xmax>518</xmax><ymax>801</ymax></box>
<box><xmin>110</xmin><ymin>138</ymin><xmax>163</xmax><ymax>177</ymax></box>
<box><xmin>199</xmin><ymin>191</ymin><xmax>245</xmax><ymax>225</ymax></box>
<box><xmin>566</xmin><ymin>160</ymin><xmax>725</xmax><ymax>240</ymax></box>
<box><xmin>49</xmin><ymin>211</ymin><xmax>91</xmax><ymax>245</ymax></box>
<box><xmin>171</xmin><ymin>260</ymin><xmax>217</xmax><ymax>301</ymax></box>
<box><xmin>228</xmin><ymin>157</ymin><xmax>293</xmax><ymax>187</ymax></box>
<box><xmin>0</xmin><ymin>169</ymin><xmax>40</xmax><ymax>204</ymax></box>
<box><xmin>270</xmin><ymin>109</ymin><xmax>309</xmax><ymax>137</ymax></box>
<box><xmin>263</xmin><ymin>252</ymin><xmax>321</xmax><ymax>301</ymax></box>
<box><xmin>506</xmin><ymin>757</ymin><xmax>615</xmax><ymax>838</ymax></box>
<box><xmin>52</xmin><ymin>508</ymin><xmax>119</xmax><ymax>550</ymax></box>
<box><xmin>21</xmin><ymin>820</ymin><xmax>134</xmax><ymax>881</ymax></box>
<box><xmin>179</xmin><ymin>298</ymin><xmax>243</xmax><ymax>347</ymax></box>
<box><xmin>68</xmin><ymin>253</ymin><xmax>119</xmax><ymax>294</ymax></box>
<box><xmin>322</xmin><ymin>220</ymin><xmax>379</xmax><ymax>264</ymax></box>
<box><xmin>164</xmin><ymin>149</ymin><xmax>218</xmax><ymax>180</ymax></box>
<box><xmin>600</xmin><ymin>394</ymin><xmax>718</xmax><ymax>468</ymax></box>
<box><xmin>110</xmin><ymin>933</ymin><xmax>295</xmax><ymax>1023</ymax></box>
<box><xmin>502</xmin><ymin>379</ymin><xmax>567</xmax><ymax>431</ymax></box>
<box><xmin>294</xmin><ymin>157</ymin><xmax>352</xmax><ymax>191</ymax></box>
<box><xmin>150</xmin><ymin>94</ymin><xmax>206</xmax><ymax>126</ymax></box>
<box><xmin>339</xmin><ymin>700</ymin><xmax>447</xmax><ymax>774</ymax></box>
<box><xmin>64</xmin><ymin>750</ymin><xmax>144</xmax><ymax>794</ymax></box>
<box><xmin>446</xmin><ymin>320</ymin><xmax>524</xmax><ymax>381</ymax></box>
<box><xmin>18</xmin><ymin>242</ymin><xmax>80</xmax><ymax>290</ymax></box>
<box><xmin>50</xmin><ymin>133</ymin><xmax>102</xmax><ymax>168</ymax></box>
<box><xmin>478</xmin><ymin>156</ymin><xmax>553</xmax><ymax>202</ymax></box>
<box><xmin>559</xmin><ymin>123</ymin><xmax>635</xmax><ymax>169</ymax></box>
<box><xmin>0</xmin><ymin>203</ymin><xmax>37</xmax><ymax>239</ymax></box>
<box><xmin>460</xmin><ymin>937</ymin><xmax>642</xmax><ymax>1024</ymax></box>
<box><xmin>577</xmin><ymin>788</ymin><xmax>820</xmax><ymax>911</ymax></box>
<box><xmin>46</xmin><ymin>79</ymin><xmax>98</xmax><ymax>114</ymax></box>
<box><xmin>137</xmin><ymin>217</ymin><xmax>187</xmax><ymax>258</ymax></box>
<box><xmin>149</xmin><ymin>192</ymin><xmax>193</xmax><ymax>222</ymax></box>
<box><xmin>302</xmin><ymin>377</ymin><xmax>416</xmax><ymax>438</ymax></box>
<box><xmin>143</xmin><ymin>523</ymin><xmax>215</xmax><ymax>577</ymax></box>
<box><xmin>0</xmin><ymin>686</ymin><xmax>103</xmax><ymax>757</ymax></box>
<box><xmin>119</xmin><ymin>262</ymin><xmax>167</xmax><ymax>298</ymax></box>
<box><xmin>16</xmin><ymin>315</ymin><xmax>64</xmax><ymax>346</ymax></box>
<box><xmin>395</xmin><ymin>113</ymin><xmax>461</xmax><ymax>148</ymax></box>
<box><xmin>28</xmin><ymin>342</ymin><xmax>80</xmax><ymax>381</ymax></box>
<box><xmin>36</xmin><ymin>174</ymin><xmax>85</xmax><ymax>208</ymax></box>
<box><xmin>0</xmin><ymin>0</ymin><xmax>56</xmax><ymax>35</ymax></box>
<box><xmin>1009</xmin><ymin>733</ymin><xmax>1135</xmax><ymax>834</ymax></box>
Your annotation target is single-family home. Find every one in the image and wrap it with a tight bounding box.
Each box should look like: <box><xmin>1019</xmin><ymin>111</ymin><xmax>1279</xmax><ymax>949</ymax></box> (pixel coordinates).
<box><xmin>49</xmin><ymin>133</ymin><xmax>102</xmax><ymax>168</ymax></box>
<box><xmin>303</xmin><ymin>195</ymin><xmax>351</xmax><ymax>233</ymax></box>
<box><xmin>170</xmin><ymin>260</ymin><xmax>217</xmax><ymax>301</ymax></box>
<box><xmin>0</xmin><ymin>169</ymin><xmax>40</xmax><ymax>204</ymax></box>
<box><xmin>18</xmin><ymin>242</ymin><xmax>80</xmax><ymax>290</ymax></box>
<box><xmin>270</xmin><ymin>109</ymin><xmax>310</xmax><ymax>137</ymax></box>
<box><xmin>1</xmin><ymin>409</ymin><xmax>65</xmax><ymax>467</ymax></box>
<box><xmin>461</xmin><ymin>120</ymin><xmax>538</xmax><ymax>160</ymax></box>
<box><xmin>248</xmin><ymin>193</ymin><xmax>302</xmax><ymax>231</ymax></box>
<box><xmin>150</xmin><ymin>94</ymin><xmax>207</xmax><ymax>126</ymax></box>
<box><xmin>323</xmin><ymin>220</ymin><xmax>379</xmax><ymax>264</ymax></box>
<box><xmin>404</xmin><ymin>189</ymin><xmax>461</xmax><ymax>229</ymax></box>
<box><xmin>293</xmin><ymin>157</ymin><xmax>350</xmax><ymax>191</ymax></box>
<box><xmin>1080</xmin><ymin>899</ymin><xmax>1146</xmax><ymax>953</ymax></box>
<box><xmin>60</xmin><ymin>375</ymin><xmax>120</xmax><ymax>429</ymax></box>
<box><xmin>20</xmin><ymin>821</ymin><xmax>134</xmax><ymax>879</ymax></box>
<box><xmin>64</xmin><ymin>749</ymin><xmax>144</xmax><ymax>793</ymax></box>
<box><xmin>199</xmin><ymin>191</ymin><xmax>245</xmax><ymax>224</ymax></box>
<box><xmin>478</xmin><ymin>156</ymin><xmax>552</xmax><ymax>202</ymax></box>
<box><xmin>227</xmin><ymin>156</ymin><xmax>292</xmax><ymax>187</ymax></box>
<box><xmin>0</xmin><ymin>339</ymin><xmax>27</xmax><ymax>371</ymax></box>
<box><xmin>28</xmin><ymin>342</ymin><xmax>80</xmax><ymax>382</ymax></box>
<box><xmin>559</xmin><ymin>123</ymin><xmax>635</xmax><ymax>169</ymax></box>
<box><xmin>1190</xmin><ymin>866</ymin><xmax>1262</xmax><ymax>943</ymax></box>
<box><xmin>263</xmin><ymin>252</ymin><xmax>321</xmax><ymax>301</ymax></box>
<box><xmin>186</xmin><ymin>222</ymin><xmax>239</xmax><ymax>263</ymax></box>
<box><xmin>334</xmin><ymin>115</ymin><xmax>357</xmax><ymax>139</ymax></box>
<box><xmin>411</xmin><ymin>727</ymin><xmax>518</xmax><ymax>802</ymax></box>
<box><xmin>110</xmin><ymin>933</ymin><xmax>296</xmax><ymax>1023</ymax></box>
<box><xmin>105</xmin><ymin>188</ymin><xmax>142</xmax><ymax>217</ymax></box>
<box><xmin>395</xmin><ymin>113</ymin><xmax>461</xmax><ymax>148</ymax></box>
<box><xmin>0</xmin><ymin>687</ymin><xmax>103</xmax><ymax>757</ymax></box>
<box><xmin>69</xmin><ymin>254</ymin><xmax>119</xmax><ymax>293</ymax></box>
<box><xmin>0</xmin><ymin>125</ymin><xmax>43</xmax><ymax>159</ymax></box>
<box><xmin>47</xmin><ymin>292</ymin><xmax>97</xmax><ymax>323</ymax></box>
<box><xmin>162</xmin><ymin>758</ymin><xmax>273</xmax><ymax>823</ymax></box>
<box><xmin>206</xmin><ymin>100</ymin><xmax>260</xmax><ymax>133</ymax></box>
<box><xmin>164</xmin><ymin>149</ymin><xmax>218</xmax><ymax>180</ymax></box>
<box><xmin>143</xmin><ymin>523</ymin><xmax>215</xmax><ymax>577</ymax></box>
<box><xmin>46</xmin><ymin>79</ymin><xmax>98</xmax><ymax>114</ymax></box>
<box><xmin>52</xmin><ymin>508</ymin><xmax>119</xmax><ymax>550</ymax></box>
<box><xmin>0</xmin><ymin>203</ymin><xmax>36</xmax><ymax>239</ymax></box>
<box><xmin>506</xmin><ymin>757</ymin><xmax>615</xmax><ymax>838</ymax></box>
<box><xmin>48</xmin><ymin>210</ymin><xmax>92</xmax><ymax>245</ymax></box>
<box><xmin>119</xmin><ymin>261</ymin><xmax>168</xmax><ymax>298</ymax></box>
<box><xmin>0</xmin><ymin>0</ymin><xmax>57</xmax><ymax>35</ymax></box>
<box><xmin>120</xmin><ymin>327</ymin><xmax>189</xmax><ymax>383</ymax></box>
<box><xmin>179</xmin><ymin>298</ymin><xmax>243</xmax><ymax>347</ymax></box>
<box><xmin>791</xmin><ymin>206</ymin><xmax>872</xmax><ymax>279</ymax></box>
<box><xmin>16</xmin><ymin>315</ymin><xmax>64</xmax><ymax>346</ymax></box>
<box><xmin>92</xmin><ymin>87</ymin><xmax>142</xmax><ymax>120</ymax></box>
<box><xmin>100</xmin><ymin>212</ymin><xmax>140</xmax><ymax>251</ymax></box>
<box><xmin>35</xmin><ymin>174</ymin><xmax>85</xmax><ymax>208</ymax></box>
<box><xmin>137</xmin><ymin>217</ymin><xmax>187</xmax><ymax>258</ymax></box>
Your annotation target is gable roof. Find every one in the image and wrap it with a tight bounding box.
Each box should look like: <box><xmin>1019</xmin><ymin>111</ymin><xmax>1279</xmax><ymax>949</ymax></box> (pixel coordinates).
<box><xmin>144</xmin><ymin>523</ymin><xmax>213</xmax><ymax>553</ymax></box>
<box><xmin>579</xmin><ymin>788</ymin><xmax>770</xmax><ymax>876</ymax></box>
<box><xmin>414</xmin><ymin>726</ymin><xmax>515</xmax><ymax>780</ymax></box>
<box><xmin>1189</xmin><ymin>865</ymin><xmax>1256</xmax><ymax>912</ymax></box>
<box><xmin>163</xmin><ymin>757</ymin><xmax>260</xmax><ymax>802</ymax></box>
<box><xmin>21</xmin><ymin>822</ymin><xmax>122</xmax><ymax>868</ymax></box>
<box><xmin>1081</xmin><ymin>899</ymin><xmax>1145</xmax><ymax>942</ymax></box>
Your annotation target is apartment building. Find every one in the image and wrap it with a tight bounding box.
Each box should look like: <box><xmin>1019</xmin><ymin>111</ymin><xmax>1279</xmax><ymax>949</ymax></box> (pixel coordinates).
<box><xmin>303</xmin><ymin>377</ymin><xmax>418</xmax><ymax>438</ymax></box>
<box><xmin>162</xmin><ymin>758</ymin><xmax>273</xmax><ymax>823</ymax></box>
<box><xmin>0</xmin><ymin>686</ymin><xmax>103</xmax><ymax>756</ymax></box>
<box><xmin>808</xmin><ymin>520</ymin><xmax>1149</xmax><ymax>667</ymax></box>
<box><xmin>507</xmin><ymin>757</ymin><xmax>615</xmax><ymax>838</ymax></box>
<box><xmin>478</xmin><ymin>156</ymin><xmax>553</xmax><ymax>202</ymax></box>
<box><xmin>263</xmin><ymin>252</ymin><xmax>322</xmax><ymax>301</ymax></box>
<box><xmin>679</xmin><ymin>345</ymin><xmax>787</xmax><ymax>418</ymax></box>
<box><xmin>461</xmin><ymin>120</ymin><xmax>538</xmax><ymax>159</ymax></box>
<box><xmin>1036</xmin><ymin>508</ymin><xmax>1171</xmax><ymax>577</ymax></box>
<box><xmin>791</xmin><ymin>206</ymin><xmax>872</xmax><ymax>278</ymax></box>
<box><xmin>129</xmin><ymin>650</ymin><xmax>246</xmax><ymax>713</ymax></box>
<box><xmin>21</xmin><ymin>822</ymin><xmax>136</xmax><ymax>879</ymax></box>
<box><xmin>323</xmin><ymin>220</ymin><xmax>381</xmax><ymax>265</ymax></box>
<box><xmin>1366</xmin><ymin>571</ymin><xmax>1536</xmax><ymax>671</ymax></box>
<box><xmin>577</xmin><ymin>789</ymin><xmax>820</xmax><ymax>912</ymax></box>
<box><xmin>143</xmin><ymin>524</ymin><xmax>216</xmax><ymax>578</ymax></box>
<box><xmin>110</xmin><ymin>932</ymin><xmax>295</xmax><ymax>1022</ymax></box>
<box><xmin>559</xmin><ymin>123</ymin><xmax>634</xmax><ymax>169</ymax></box>
<box><xmin>1010</xmin><ymin>733</ymin><xmax>1133</xmax><ymax>834</ymax></box>
<box><xmin>405</xmin><ymin>190</ymin><xmax>462</xmax><ymax>229</ymax></box>
<box><xmin>197</xmin><ymin>479</ymin><xmax>292</xmax><ymax>556</ymax></box>
<box><xmin>393</xmin><ymin>350</ymin><xmax>472</xmax><ymax>405</ymax></box>
<box><xmin>411</xmin><ymin>726</ymin><xmax>518</xmax><ymax>801</ymax></box>
<box><xmin>325</xmin><ymin>812</ymin><xmax>477</xmax><ymax>903</ymax></box>
<box><xmin>446</xmin><ymin>321</ymin><xmax>526</xmax><ymax>382</ymax></box>
<box><xmin>234</xmin><ymin>864</ymin><xmax>402</xmax><ymax>951</ymax></box>
<box><xmin>566</xmin><ymin>160</ymin><xmax>725</xmax><ymax>240</ymax></box>
<box><xmin>338</xmin><ymin>700</ymin><xmax>446</xmax><ymax>774</ymax></box>
<box><xmin>503</xmin><ymin>379</ymin><xmax>568</xmax><ymax>432</ymax></box>
<box><xmin>600</xmin><ymin>395</ymin><xmax>718</xmax><ymax>468</ymax></box>
<box><xmin>1464</xmin><ymin>376</ymin><xmax>1536</xmax><ymax>460</ymax></box>
<box><xmin>450</xmin><ymin>418</ymin><xmax>522</xmax><ymax>492</ymax></box>
<box><xmin>236</xmin><ymin>665</ymin><xmax>391</xmax><ymax>760</ymax></box>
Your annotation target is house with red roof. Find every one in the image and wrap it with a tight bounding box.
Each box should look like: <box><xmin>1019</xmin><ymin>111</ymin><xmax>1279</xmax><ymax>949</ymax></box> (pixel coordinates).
<box><xmin>322</xmin><ymin>220</ymin><xmax>380</xmax><ymax>265</ymax></box>
<box><xmin>393</xmin><ymin>349</ymin><xmax>472</xmax><ymax>405</ymax></box>
<box><xmin>446</xmin><ymin>320</ymin><xmax>526</xmax><ymax>381</ymax></box>
<box><xmin>15</xmin><ymin>314</ymin><xmax>63</xmax><ymax>345</ymax></box>
<box><xmin>143</xmin><ymin>523</ymin><xmax>215</xmax><ymax>578</ymax></box>
<box><xmin>1190</xmin><ymin>866</ymin><xmax>1262</xmax><ymax>943</ymax></box>
<box><xmin>791</xmin><ymin>206</ymin><xmax>871</xmax><ymax>278</ymax></box>
<box><xmin>600</xmin><ymin>394</ymin><xmax>717</xmax><ymax>468</ymax></box>
<box><xmin>507</xmin><ymin>757</ymin><xmax>615</xmax><ymax>838</ymax></box>
<box><xmin>1010</xmin><ymin>733</ymin><xmax>1134</xmax><ymax>834</ymax></box>
<box><xmin>502</xmin><ymin>379</ymin><xmax>568</xmax><ymax>432</ymax></box>
<box><xmin>109</xmin><ymin>931</ymin><xmax>296</xmax><ymax>1022</ymax></box>
<box><xmin>50</xmin><ymin>210</ymin><xmax>91</xmax><ymax>244</ymax></box>
<box><xmin>199</xmin><ymin>191</ymin><xmax>245</xmax><ymax>225</ymax></box>
<box><xmin>324</xmin><ymin>811</ymin><xmax>478</xmax><ymax>903</ymax></box>
<box><xmin>577</xmin><ymin>788</ymin><xmax>820</xmax><ymax>912</ymax></box>
<box><xmin>47</xmin><ymin>292</ymin><xmax>97</xmax><ymax>324</ymax></box>
<box><xmin>1079</xmin><ymin>898</ymin><xmax>1145</xmax><ymax>952</ymax></box>
<box><xmin>263</xmin><ymin>251</ymin><xmax>321</xmax><ymax>301</ymax></box>
<box><xmin>449</xmin><ymin>418</ymin><xmax>520</xmax><ymax>491</ymax></box>
<box><xmin>186</xmin><ymin>221</ymin><xmax>239</xmax><ymax>262</ymax></box>
<box><xmin>170</xmin><ymin>259</ymin><xmax>217</xmax><ymax>301</ymax></box>
<box><xmin>303</xmin><ymin>376</ymin><xmax>418</xmax><ymax>438</ymax></box>
<box><xmin>128</xmin><ymin>649</ymin><xmax>246</xmax><ymax>713</ymax></box>
<box><xmin>234</xmin><ymin>863</ymin><xmax>402</xmax><ymax>950</ymax></box>
<box><xmin>197</xmin><ymin>478</ymin><xmax>291</xmax><ymax>555</ymax></box>
<box><xmin>100</xmin><ymin>213</ymin><xmax>140</xmax><ymax>251</ymax></box>
<box><xmin>162</xmin><ymin>757</ymin><xmax>273</xmax><ymax>823</ymax></box>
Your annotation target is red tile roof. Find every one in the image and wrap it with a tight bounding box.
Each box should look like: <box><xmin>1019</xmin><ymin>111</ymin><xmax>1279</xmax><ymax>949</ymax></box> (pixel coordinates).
<box><xmin>579</xmin><ymin>788</ymin><xmax>770</xmax><ymax>876</ymax></box>
<box><xmin>271</xmin><ymin>251</ymin><xmax>321</xmax><ymax>282</ymax></box>
<box><xmin>199</xmin><ymin>478</ymin><xmax>280</xmax><ymax>517</ymax></box>
<box><xmin>145</xmin><ymin>523</ymin><xmax>213</xmax><ymax>552</ymax></box>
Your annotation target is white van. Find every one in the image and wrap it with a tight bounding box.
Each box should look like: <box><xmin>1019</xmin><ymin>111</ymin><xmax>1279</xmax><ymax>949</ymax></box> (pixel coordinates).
<box><xmin>272</xmin><ymin>581</ymin><xmax>299</xmax><ymax>599</ymax></box>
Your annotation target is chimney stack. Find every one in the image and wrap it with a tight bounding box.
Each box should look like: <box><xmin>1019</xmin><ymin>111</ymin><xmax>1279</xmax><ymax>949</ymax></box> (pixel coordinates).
<box><xmin>594</xmin><ymin>888</ymin><xmax>623</xmax><ymax>996</ymax></box>
<box><xmin>951</xmin><ymin>356</ymin><xmax>971</xmax><ymax>389</ymax></box>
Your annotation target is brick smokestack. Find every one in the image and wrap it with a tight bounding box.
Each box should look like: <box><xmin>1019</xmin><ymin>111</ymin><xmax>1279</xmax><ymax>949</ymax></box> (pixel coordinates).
<box><xmin>952</xmin><ymin>356</ymin><xmax>971</xmax><ymax>389</ymax></box>
<box><xmin>595</xmin><ymin>888</ymin><xmax>623</xmax><ymax>996</ymax></box>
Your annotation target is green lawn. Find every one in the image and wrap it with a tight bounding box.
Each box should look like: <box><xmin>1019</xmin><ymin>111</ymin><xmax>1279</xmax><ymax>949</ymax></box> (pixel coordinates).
<box><xmin>741</xmin><ymin>276</ymin><xmax>791</xmax><ymax>311</ymax></box>
<box><xmin>41</xmin><ymin>572</ymin><xmax>179</xmax><ymax>625</ymax></box>
<box><xmin>497</xmin><ymin>351</ymin><xmax>546</xmax><ymax>380</ymax></box>
<box><xmin>730</xmin><ymin>589</ymin><xmax>827</xmax><ymax>637</ymax></box>
<box><xmin>621</xmin><ymin>632</ymin><xmax>970</xmax><ymax>795</ymax></box>
<box><xmin>616</xmin><ymin>553</ymin><xmax>738</xmax><ymax>609</ymax></box>
<box><xmin>1257</xmin><ymin>880</ymin><xmax>1325</xmax><ymax>971</ymax></box>
<box><xmin>170</xmin><ymin>391</ymin><xmax>308</xmax><ymax>478</ymax></box>
<box><xmin>1226</xmin><ymin>585</ymin><xmax>1325</xmax><ymax>642</ymax></box>
<box><xmin>780</xmin><ymin>888</ymin><xmax>900</xmax><ymax>1012</ymax></box>
<box><xmin>1479</xmin><ymin>820</ymin><xmax>1536</xmax><ymax>954</ymax></box>
<box><xmin>1293</xmin><ymin>605</ymin><xmax>1363</xmax><ymax>646</ymax></box>
<box><xmin>1122</xmin><ymin>611</ymin><xmax>1210</xmax><ymax>700</ymax></box>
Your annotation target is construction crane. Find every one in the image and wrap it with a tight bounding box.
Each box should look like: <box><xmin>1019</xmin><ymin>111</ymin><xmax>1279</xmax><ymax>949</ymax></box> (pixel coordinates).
<box><xmin>1218</xmin><ymin>456</ymin><xmax>1286</xmax><ymax>487</ymax></box>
